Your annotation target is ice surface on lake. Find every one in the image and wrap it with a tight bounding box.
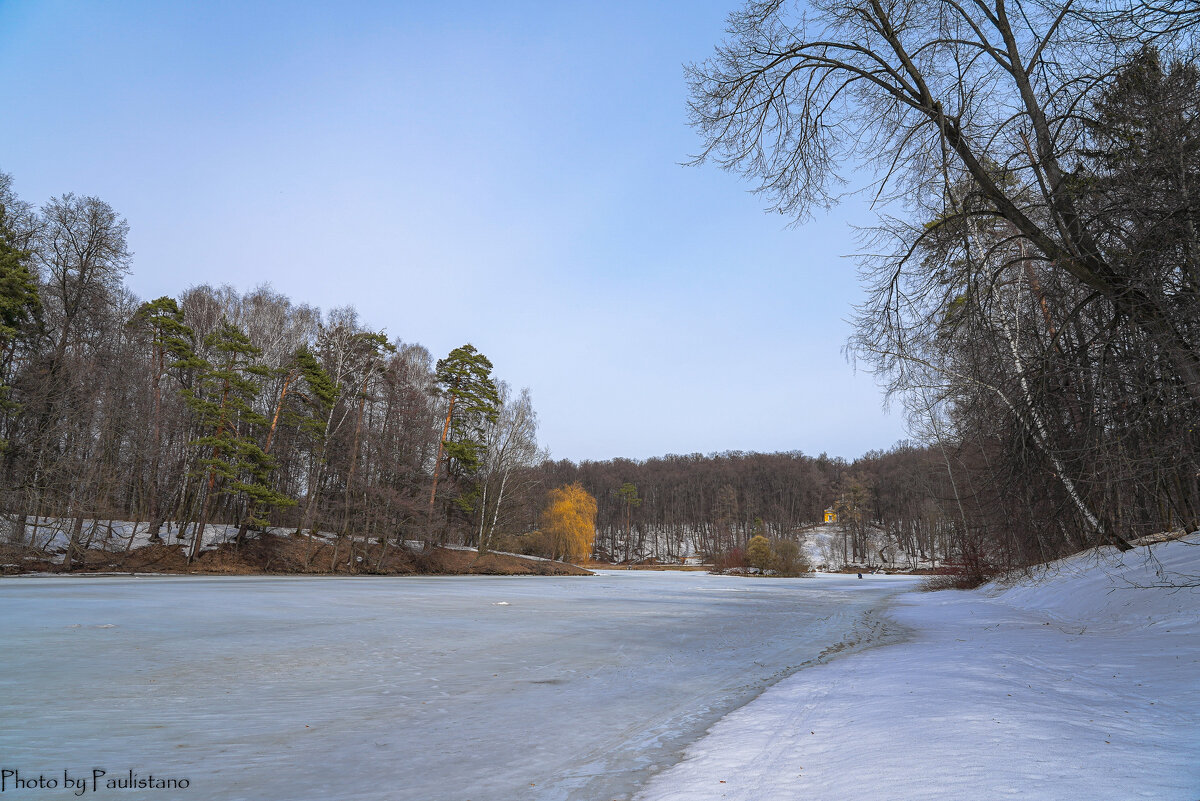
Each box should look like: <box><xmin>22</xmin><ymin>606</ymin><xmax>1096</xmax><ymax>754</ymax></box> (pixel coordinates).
<box><xmin>0</xmin><ymin>571</ymin><xmax>915</xmax><ymax>800</ymax></box>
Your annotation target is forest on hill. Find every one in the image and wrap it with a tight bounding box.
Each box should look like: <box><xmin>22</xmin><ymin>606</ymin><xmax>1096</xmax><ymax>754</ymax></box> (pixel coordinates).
<box><xmin>2</xmin><ymin>3</ymin><xmax>1200</xmax><ymax>574</ymax></box>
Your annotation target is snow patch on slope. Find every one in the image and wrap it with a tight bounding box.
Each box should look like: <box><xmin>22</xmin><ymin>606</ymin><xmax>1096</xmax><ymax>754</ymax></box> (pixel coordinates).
<box><xmin>987</xmin><ymin>534</ymin><xmax>1199</xmax><ymax>629</ymax></box>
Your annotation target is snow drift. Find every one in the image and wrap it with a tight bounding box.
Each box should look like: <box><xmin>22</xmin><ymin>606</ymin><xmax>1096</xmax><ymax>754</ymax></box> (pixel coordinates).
<box><xmin>637</xmin><ymin>533</ymin><xmax>1200</xmax><ymax>801</ymax></box>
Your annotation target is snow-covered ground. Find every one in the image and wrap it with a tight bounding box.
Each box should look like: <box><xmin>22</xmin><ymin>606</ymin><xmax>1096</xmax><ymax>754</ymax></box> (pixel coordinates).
<box><xmin>798</xmin><ymin>523</ymin><xmax>942</xmax><ymax>571</ymax></box>
<box><xmin>7</xmin><ymin>515</ymin><xmax>924</xmax><ymax>572</ymax></box>
<box><xmin>636</xmin><ymin>534</ymin><xmax>1200</xmax><ymax>801</ymax></box>
<box><xmin>0</xmin><ymin>570</ymin><xmax>916</xmax><ymax>801</ymax></box>
<box><xmin>8</xmin><ymin>516</ymin><xmax>303</xmax><ymax>557</ymax></box>
<box><xmin>6</xmin><ymin>516</ymin><xmax>393</xmax><ymax>566</ymax></box>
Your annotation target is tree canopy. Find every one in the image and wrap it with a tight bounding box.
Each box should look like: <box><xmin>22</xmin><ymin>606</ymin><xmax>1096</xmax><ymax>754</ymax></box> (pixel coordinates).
<box><xmin>541</xmin><ymin>483</ymin><xmax>598</xmax><ymax>563</ymax></box>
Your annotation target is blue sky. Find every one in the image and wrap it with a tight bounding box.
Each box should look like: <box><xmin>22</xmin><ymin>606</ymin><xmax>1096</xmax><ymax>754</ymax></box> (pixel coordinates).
<box><xmin>0</xmin><ymin>0</ymin><xmax>907</xmax><ymax>462</ymax></box>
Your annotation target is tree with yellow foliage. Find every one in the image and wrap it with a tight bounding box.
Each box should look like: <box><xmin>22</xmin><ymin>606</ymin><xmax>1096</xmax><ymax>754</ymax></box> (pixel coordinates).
<box><xmin>541</xmin><ymin>482</ymin><xmax>597</xmax><ymax>563</ymax></box>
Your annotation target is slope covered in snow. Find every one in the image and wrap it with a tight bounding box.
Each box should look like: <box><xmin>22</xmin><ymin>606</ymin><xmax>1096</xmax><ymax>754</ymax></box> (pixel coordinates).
<box><xmin>637</xmin><ymin>534</ymin><xmax>1200</xmax><ymax>801</ymax></box>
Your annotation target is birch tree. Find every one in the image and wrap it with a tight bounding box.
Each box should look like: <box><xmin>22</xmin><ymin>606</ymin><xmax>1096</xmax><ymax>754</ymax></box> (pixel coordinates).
<box><xmin>475</xmin><ymin>382</ymin><xmax>543</xmax><ymax>553</ymax></box>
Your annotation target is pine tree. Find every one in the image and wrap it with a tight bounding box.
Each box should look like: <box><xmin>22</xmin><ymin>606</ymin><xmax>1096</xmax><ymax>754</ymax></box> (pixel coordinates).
<box><xmin>1081</xmin><ymin>47</ymin><xmax>1200</xmax><ymax>308</ymax></box>
<box><xmin>616</xmin><ymin>482</ymin><xmax>642</xmax><ymax>562</ymax></box>
<box><xmin>182</xmin><ymin>319</ymin><xmax>293</xmax><ymax>561</ymax></box>
<box><xmin>428</xmin><ymin>344</ymin><xmax>500</xmax><ymax>538</ymax></box>
<box><xmin>0</xmin><ymin>199</ymin><xmax>40</xmax><ymax>450</ymax></box>
<box><xmin>291</xmin><ymin>344</ymin><xmax>340</xmax><ymax>566</ymax></box>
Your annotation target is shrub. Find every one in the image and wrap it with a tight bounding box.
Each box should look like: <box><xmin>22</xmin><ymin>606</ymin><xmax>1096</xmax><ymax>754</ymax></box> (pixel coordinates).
<box><xmin>747</xmin><ymin>535</ymin><xmax>772</xmax><ymax>572</ymax></box>
<box><xmin>770</xmin><ymin>538</ymin><xmax>809</xmax><ymax>576</ymax></box>
<box><xmin>490</xmin><ymin>531</ymin><xmax>554</xmax><ymax>559</ymax></box>
<box><xmin>920</xmin><ymin>572</ymin><xmax>990</xmax><ymax>591</ymax></box>
<box><xmin>711</xmin><ymin>548</ymin><xmax>746</xmax><ymax>573</ymax></box>
<box><xmin>919</xmin><ymin>554</ymin><xmax>996</xmax><ymax>591</ymax></box>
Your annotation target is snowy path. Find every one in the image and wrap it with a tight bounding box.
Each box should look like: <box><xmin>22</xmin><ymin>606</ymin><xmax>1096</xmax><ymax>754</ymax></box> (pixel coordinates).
<box><xmin>0</xmin><ymin>571</ymin><xmax>916</xmax><ymax>800</ymax></box>
<box><xmin>636</xmin><ymin>536</ymin><xmax>1200</xmax><ymax>801</ymax></box>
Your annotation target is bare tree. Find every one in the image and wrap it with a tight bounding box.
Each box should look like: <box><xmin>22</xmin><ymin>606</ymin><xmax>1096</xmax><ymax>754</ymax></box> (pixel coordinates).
<box><xmin>689</xmin><ymin>0</ymin><xmax>1200</xmax><ymax>402</ymax></box>
<box><xmin>475</xmin><ymin>382</ymin><xmax>544</xmax><ymax>553</ymax></box>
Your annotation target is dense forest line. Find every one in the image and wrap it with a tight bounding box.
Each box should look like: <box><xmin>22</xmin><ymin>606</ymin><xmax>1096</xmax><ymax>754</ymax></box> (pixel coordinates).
<box><xmin>0</xmin><ymin>175</ymin><xmax>544</xmax><ymax>565</ymax></box>
<box><xmin>529</xmin><ymin>448</ymin><xmax>954</xmax><ymax>567</ymax></box>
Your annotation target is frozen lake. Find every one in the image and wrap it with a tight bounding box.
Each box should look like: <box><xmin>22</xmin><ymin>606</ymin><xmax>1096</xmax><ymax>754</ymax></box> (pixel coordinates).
<box><xmin>0</xmin><ymin>570</ymin><xmax>916</xmax><ymax>800</ymax></box>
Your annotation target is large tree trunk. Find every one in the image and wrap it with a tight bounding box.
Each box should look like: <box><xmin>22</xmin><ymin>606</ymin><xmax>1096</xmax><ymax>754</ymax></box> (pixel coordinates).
<box><xmin>427</xmin><ymin>390</ymin><xmax>459</xmax><ymax>530</ymax></box>
<box><xmin>62</xmin><ymin>515</ymin><xmax>85</xmax><ymax>572</ymax></box>
<box><xmin>8</xmin><ymin>514</ymin><xmax>27</xmax><ymax>545</ymax></box>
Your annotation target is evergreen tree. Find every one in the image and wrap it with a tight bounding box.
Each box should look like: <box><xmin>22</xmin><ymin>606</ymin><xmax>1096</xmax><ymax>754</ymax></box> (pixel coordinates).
<box><xmin>292</xmin><ymin>343</ymin><xmax>341</xmax><ymax>557</ymax></box>
<box><xmin>0</xmin><ymin>223</ymin><xmax>39</xmax><ymax>355</ymax></box>
<box><xmin>616</xmin><ymin>482</ymin><xmax>641</xmax><ymax>561</ymax></box>
<box><xmin>0</xmin><ymin>184</ymin><xmax>40</xmax><ymax>449</ymax></box>
<box><xmin>0</xmin><ymin>222</ymin><xmax>39</xmax><ymax>449</ymax></box>
<box><xmin>428</xmin><ymin>344</ymin><xmax>500</xmax><ymax>536</ymax></box>
<box><xmin>1080</xmin><ymin>47</ymin><xmax>1200</xmax><ymax>308</ymax></box>
<box><xmin>290</xmin><ymin>344</ymin><xmax>340</xmax><ymax>451</ymax></box>
<box><xmin>182</xmin><ymin>319</ymin><xmax>293</xmax><ymax>560</ymax></box>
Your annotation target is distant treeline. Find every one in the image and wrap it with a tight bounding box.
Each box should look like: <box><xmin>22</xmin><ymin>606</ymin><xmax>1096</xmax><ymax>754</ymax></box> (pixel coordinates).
<box><xmin>525</xmin><ymin>446</ymin><xmax>962</xmax><ymax>567</ymax></box>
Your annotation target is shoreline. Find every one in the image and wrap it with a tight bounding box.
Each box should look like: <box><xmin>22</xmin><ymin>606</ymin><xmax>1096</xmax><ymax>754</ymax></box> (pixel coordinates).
<box><xmin>633</xmin><ymin>537</ymin><xmax>1200</xmax><ymax>800</ymax></box>
<box><xmin>0</xmin><ymin>536</ymin><xmax>593</xmax><ymax>577</ymax></box>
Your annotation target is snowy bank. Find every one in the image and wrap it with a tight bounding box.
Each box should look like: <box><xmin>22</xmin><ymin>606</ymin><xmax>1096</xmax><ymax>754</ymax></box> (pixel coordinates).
<box><xmin>637</xmin><ymin>534</ymin><xmax>1200</xmax><ymax>801</ymax></box>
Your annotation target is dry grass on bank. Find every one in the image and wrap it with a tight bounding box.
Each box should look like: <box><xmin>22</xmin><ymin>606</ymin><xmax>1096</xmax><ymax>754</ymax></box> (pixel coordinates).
<box><xmin>0</xmin><ymin>535</ymin><xmax>592</xmax><ymax>577</ymax></box>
